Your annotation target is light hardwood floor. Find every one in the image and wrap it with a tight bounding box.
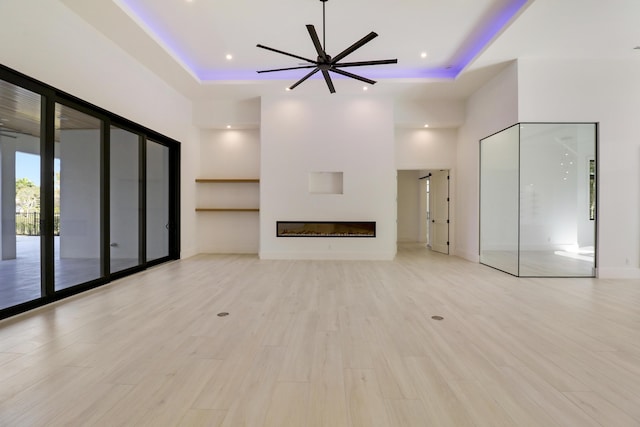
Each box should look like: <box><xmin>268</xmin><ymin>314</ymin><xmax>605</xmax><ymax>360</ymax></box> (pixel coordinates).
<box><xmin>1</xmin><ymin>245</ymin><xmax>639</xmax><ymax>426</ymax></box>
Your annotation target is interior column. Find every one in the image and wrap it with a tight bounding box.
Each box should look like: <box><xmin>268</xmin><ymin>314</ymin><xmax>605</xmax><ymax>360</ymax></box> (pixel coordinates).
<box><xmin>0</xmin><ymin>137</ymin><xmax>17</xmax><ymax>260</ymax></box>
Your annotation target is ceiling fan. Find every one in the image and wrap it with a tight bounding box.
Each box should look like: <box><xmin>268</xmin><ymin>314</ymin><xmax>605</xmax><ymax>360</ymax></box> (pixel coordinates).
<box><xmin>256</xmin><ymin>0</ymin><xmax>397</xmax><ymax>93</ymax></box>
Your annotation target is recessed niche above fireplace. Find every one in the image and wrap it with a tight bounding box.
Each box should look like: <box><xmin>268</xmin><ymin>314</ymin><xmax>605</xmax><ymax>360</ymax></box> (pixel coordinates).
<box><xmin>277</xmin><ymin>221</ymin><xmax>376</xmax><ymax>238</ymax></box>
<box><xmin>308</xmin><ymin>172</ymin><xmax>343</xmax><ymax>194</ymax></box>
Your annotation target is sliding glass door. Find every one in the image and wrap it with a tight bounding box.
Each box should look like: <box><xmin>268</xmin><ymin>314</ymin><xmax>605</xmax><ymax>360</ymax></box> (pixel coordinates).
<box><xmin>0</xmin><ymin>64</ymin><xmax>180</xmax><ymax>320</ymax></box>
<box><xmin>146</xmin><ymin>140</ymin><xmax>170</xmax><ymax>262</ymax></box>
<box><xmin>110</xmin><ymin>126</ymin><xmax>140</xmax><ymax>273</ymax></box>
<box><xmin>54</xmin><ymin>103</ymin><xmax>103</xmax><ymax>291</ymax></box>
<box><xmin>0</xmin><ymin>80</ymin><xmax>42</xmax><ymax>309</ymax></box>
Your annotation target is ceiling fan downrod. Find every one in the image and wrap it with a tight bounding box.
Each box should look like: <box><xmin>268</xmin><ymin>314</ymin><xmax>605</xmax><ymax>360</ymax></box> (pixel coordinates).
<box><xmin>322</xmin><ymin>0</ymin><xmax>327</xmax><ymax>51</ymax></box>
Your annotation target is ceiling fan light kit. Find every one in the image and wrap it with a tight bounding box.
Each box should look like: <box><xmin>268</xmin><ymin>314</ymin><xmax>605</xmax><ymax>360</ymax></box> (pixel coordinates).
<box><xmin>256</xmin><ymin>0</ymin><xmax>397</xmax><ymax>93</ymax></box>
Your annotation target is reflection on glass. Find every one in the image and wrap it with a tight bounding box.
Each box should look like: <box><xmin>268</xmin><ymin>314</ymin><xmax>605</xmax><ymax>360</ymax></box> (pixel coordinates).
<box><xmin>480</xmin><ymin>123</ymin><xmax>596</xmax><ymax>277</ymax></box>
<box><xmin>0</xmin><ymin>80</ymin><xmax>42</xmax><ymax>309</ymax></box>
<box><xmin>146</xmin><ymin>140</ymin><xmax>169</xmax><ymax>262</ymax></box>
<box><xmin>54</xmin><ymin>104</ymin><xmax>102</xmax><ymax>291</ymax></box>
<box><xmin>519</xmin><ymin>123</ymin><xmax>596</xmax><ymax>277</ymax></box>
<box><xmin>110</xmin><ymin>126</ymin><xmax>139</xmax><ymax>273</ymax></box>
<box><xmin>480</xmin><ymin>124</ymin><xmax>520</xmax><ymax>275</ymax></box>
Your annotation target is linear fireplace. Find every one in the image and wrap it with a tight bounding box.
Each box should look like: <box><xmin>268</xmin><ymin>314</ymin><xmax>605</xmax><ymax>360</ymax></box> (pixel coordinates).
<box><xmin>277</xmin><ymin>221</ymin><xmax>376</xmax><ymax>237</ymax></box>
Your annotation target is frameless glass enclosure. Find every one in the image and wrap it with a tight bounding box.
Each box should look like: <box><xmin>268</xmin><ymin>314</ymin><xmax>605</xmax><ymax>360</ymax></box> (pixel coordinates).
<box><xmin>480</xmin><ymin>123</ymin><xmax>597</xmax><ymax>277</ymax></box>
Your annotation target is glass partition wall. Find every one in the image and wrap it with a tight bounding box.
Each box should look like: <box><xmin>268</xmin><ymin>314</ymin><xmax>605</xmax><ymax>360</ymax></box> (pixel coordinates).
<box><xmin>480</xmin><ymin>123</ymin><xmax>597</xmax><ymax>277</ymax></box>
<box><xmin>0</xmin><ymin>64</ymin><xmax>180</xmax><ymax>319</ymax></box>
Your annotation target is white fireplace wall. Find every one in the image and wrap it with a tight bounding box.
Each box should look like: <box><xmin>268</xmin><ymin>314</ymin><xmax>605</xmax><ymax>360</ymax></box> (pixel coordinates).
<box><xmin>260</xmin><ymin>95</ymin><xmax>396</xmax><ymax>260</ymax></box>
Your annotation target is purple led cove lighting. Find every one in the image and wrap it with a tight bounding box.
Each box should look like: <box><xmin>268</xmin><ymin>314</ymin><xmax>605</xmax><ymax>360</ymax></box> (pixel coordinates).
<box><xmin>116</xmin><ymin>0</ymin><xmax>201</xmax><ymax>79</ymax></box>
<box><xmin>120</xmin><ymin>0</ymin><xmax>528</xmax><ymax>82</ymax></box>
<box><xmin>451</xmin><ymin>0</ymin><xmax>529</xmax><ymax>75</ymax></box>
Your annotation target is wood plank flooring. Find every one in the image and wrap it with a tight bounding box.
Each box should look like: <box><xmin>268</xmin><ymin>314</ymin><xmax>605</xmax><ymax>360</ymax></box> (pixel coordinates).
<box><xmin>1</xmin><ymin>244</ymin><xmax>639</xmax><ymax>426</ymax></box>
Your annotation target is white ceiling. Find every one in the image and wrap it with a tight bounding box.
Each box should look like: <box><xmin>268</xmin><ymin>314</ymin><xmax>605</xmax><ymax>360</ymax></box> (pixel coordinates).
<box><xmin>60</xmin><ymin>0</ymin><xmax>640</xmax><ymax>100</ymax></box>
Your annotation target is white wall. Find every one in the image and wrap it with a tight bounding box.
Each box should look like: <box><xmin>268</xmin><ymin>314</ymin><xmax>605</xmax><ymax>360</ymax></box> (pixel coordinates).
<box><xmin>260</xmin><ymin>95</ymin><xmax>396</xmax><ymax>260</ymax></box>
<box><xmin>517</xmin><ymin>58</ymin><xmax>640</xmax><ymax>278</ymax></box>
<box><xmin>0</xmin><ymin>0</ymin><xmax>198</xmax><ymax>257</ymax></box>
<box><xmin>197</xmin><ymin>129</ymin><xmax>260</xmax><ymax>253</ymax></box>
<box><xmin>395</xmin><ymin>99</ymin><xmax>465</xmax><ymax>128</ymax></box>
<box><xmin>395</xmin><ymin>128</ymin><xmax>458</xmax><ymax>170</ymax></box>
<box><xmin>456</xmin><ymin>61</ymin><xmax>519</xmax><ymax>262</ymax></box>
<box><xmin>193</xmin><ymin>98</ymin><xmax>261</xmax><ymax>129</ymax></box>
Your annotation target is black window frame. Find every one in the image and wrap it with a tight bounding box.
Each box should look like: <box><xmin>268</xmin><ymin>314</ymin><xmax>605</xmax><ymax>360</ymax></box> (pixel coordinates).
<box><xmin>0</xmin><ymin>63</ymin><xmax>181</xmax><ymax>320</ymax></box>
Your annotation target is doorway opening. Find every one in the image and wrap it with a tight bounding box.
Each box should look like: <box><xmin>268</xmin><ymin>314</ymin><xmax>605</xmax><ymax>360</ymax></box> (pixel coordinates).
<box><xmin>397</xmin><ymin>169</ymin><xmax>450</xmax><ymax>255</ymax></box>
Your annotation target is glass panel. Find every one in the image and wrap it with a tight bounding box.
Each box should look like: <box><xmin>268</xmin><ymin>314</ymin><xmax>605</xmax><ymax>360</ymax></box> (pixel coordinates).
<box><xmin>480</xmin><ymin>124</ymin><xmax>520</xmax><ymax>275</ymax></box>
<box><xmin>54</xmin><ymin>104</ymin><xmax>102</xmax><ymax>291</ymax></box>
<box><xmin>519</xmin><ymin>123</ymin><xmax>596</xmax><ymax>276</ymax></box>
<box><xmin>146</xmin><ymin>140</ymin><xmax>169</xmax><ymax>261</ymax></box>
<box><xmin>110</xmin><ymin>126</ymin><xmax>139</xmax><ymax>273</ymax></box>
<box><xmin>0</xmin><ymin>80</ymin><xmax>42</xmax><ymax>309</ymax></box>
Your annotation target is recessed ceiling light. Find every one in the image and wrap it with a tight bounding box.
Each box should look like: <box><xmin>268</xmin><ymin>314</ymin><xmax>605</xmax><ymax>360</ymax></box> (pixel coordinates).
<box><xmin>421</xmin><ymin>52</ymin><xmax>427</xmax><ymax>58</ymax></box>
<box><xmin>424</xmin><ymin>124</ymin><xmax>429</xmax><ymax>128</ymax></box>
<box><xmin>225</xmin><ymin>54</ymin><xmax>233</xmax><ymax>60</ymax></box>
<box><xmin>363</xmin><ymin>86</ymin><xmax>368</xmax><ymax>91</ymax></box>
<box><xmin>285</xmin><ymin>87</ymin><xmax>291</xmax><ymax>91</ymax></box>
<box><xmin>226</xmin><ymin>125</ymin><xmax>231</xmax><ymax>129</ymax></box>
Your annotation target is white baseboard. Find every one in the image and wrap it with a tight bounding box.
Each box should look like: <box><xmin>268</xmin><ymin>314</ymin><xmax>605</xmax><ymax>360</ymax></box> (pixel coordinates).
<box><xmin>453</xmin><ymin>249</ymin><xmax>479</xmax><ymax>263</ymax></box>
<box><xmin>596</xmin><ymin>267</ymin><xmax>640</xmax><ymax>279</ymax></box>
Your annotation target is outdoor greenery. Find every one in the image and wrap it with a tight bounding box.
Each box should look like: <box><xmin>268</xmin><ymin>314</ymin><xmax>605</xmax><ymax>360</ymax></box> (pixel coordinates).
<box><xmin>15</xmin><ymin>177</ymin><xmax>39</xmax><ymax>214</ymax></box>
<box><xmin>15</xmin><ymin>176</ymin><xmax>61</xmax><ymax>235</ymax></box>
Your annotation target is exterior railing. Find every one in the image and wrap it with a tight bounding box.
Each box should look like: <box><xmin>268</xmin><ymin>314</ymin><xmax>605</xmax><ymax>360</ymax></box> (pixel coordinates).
<box><xmin>15</xmin><ymin>213</ymin><xmax>60</xmax><ymax>236</ymax></box>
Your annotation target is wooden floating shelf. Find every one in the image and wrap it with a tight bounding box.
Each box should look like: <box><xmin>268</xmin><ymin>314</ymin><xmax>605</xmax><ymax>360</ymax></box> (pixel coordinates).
<box><xmin>195</xmin><ymin>208</ymin><xmax>259</xmax><ymax>212</ymax></box>
<box><xmin>196</xmin><ymin>179</ymin><xmax>259</xmax><ymax>183</ymax></box>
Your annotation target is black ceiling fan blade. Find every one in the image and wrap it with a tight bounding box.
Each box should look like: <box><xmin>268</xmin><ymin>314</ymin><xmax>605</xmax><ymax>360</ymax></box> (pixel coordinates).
<box><xmin>330</xmin><ymin>67</ymin><xmax>376</xmax><ymax>85</ymax></box>
<box><xmin>289</xmin><ymin>67</ymin><xmax>320</xmax><ymax>90</ymax></box>
<box><xmin>321</xmin><ymin>70</ymin><xmax>335</xmax><ymax>93</ymax></box>
<box><xmin>306</xmin><ymin>25</ymin><xmax>327</xmax><ymax>61</ymax></box>
<box><xmin>257</xmin><ymin>65</ymin><xmax>318</xmax><ymax>74</ymax></box>
<box><xmin>256</xmin><ymin>44</ymin><xmax>317</xmax><ymax>65</ymax></box>
<box><xmin>330</xmin><ymin>32</ymin><xmax>378</xmax><ymax>64</ymax></box>
<box><xmin>334</xmin><ymin>59</ymin><xmax>398</xmax><ymax>67</ymax></box>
